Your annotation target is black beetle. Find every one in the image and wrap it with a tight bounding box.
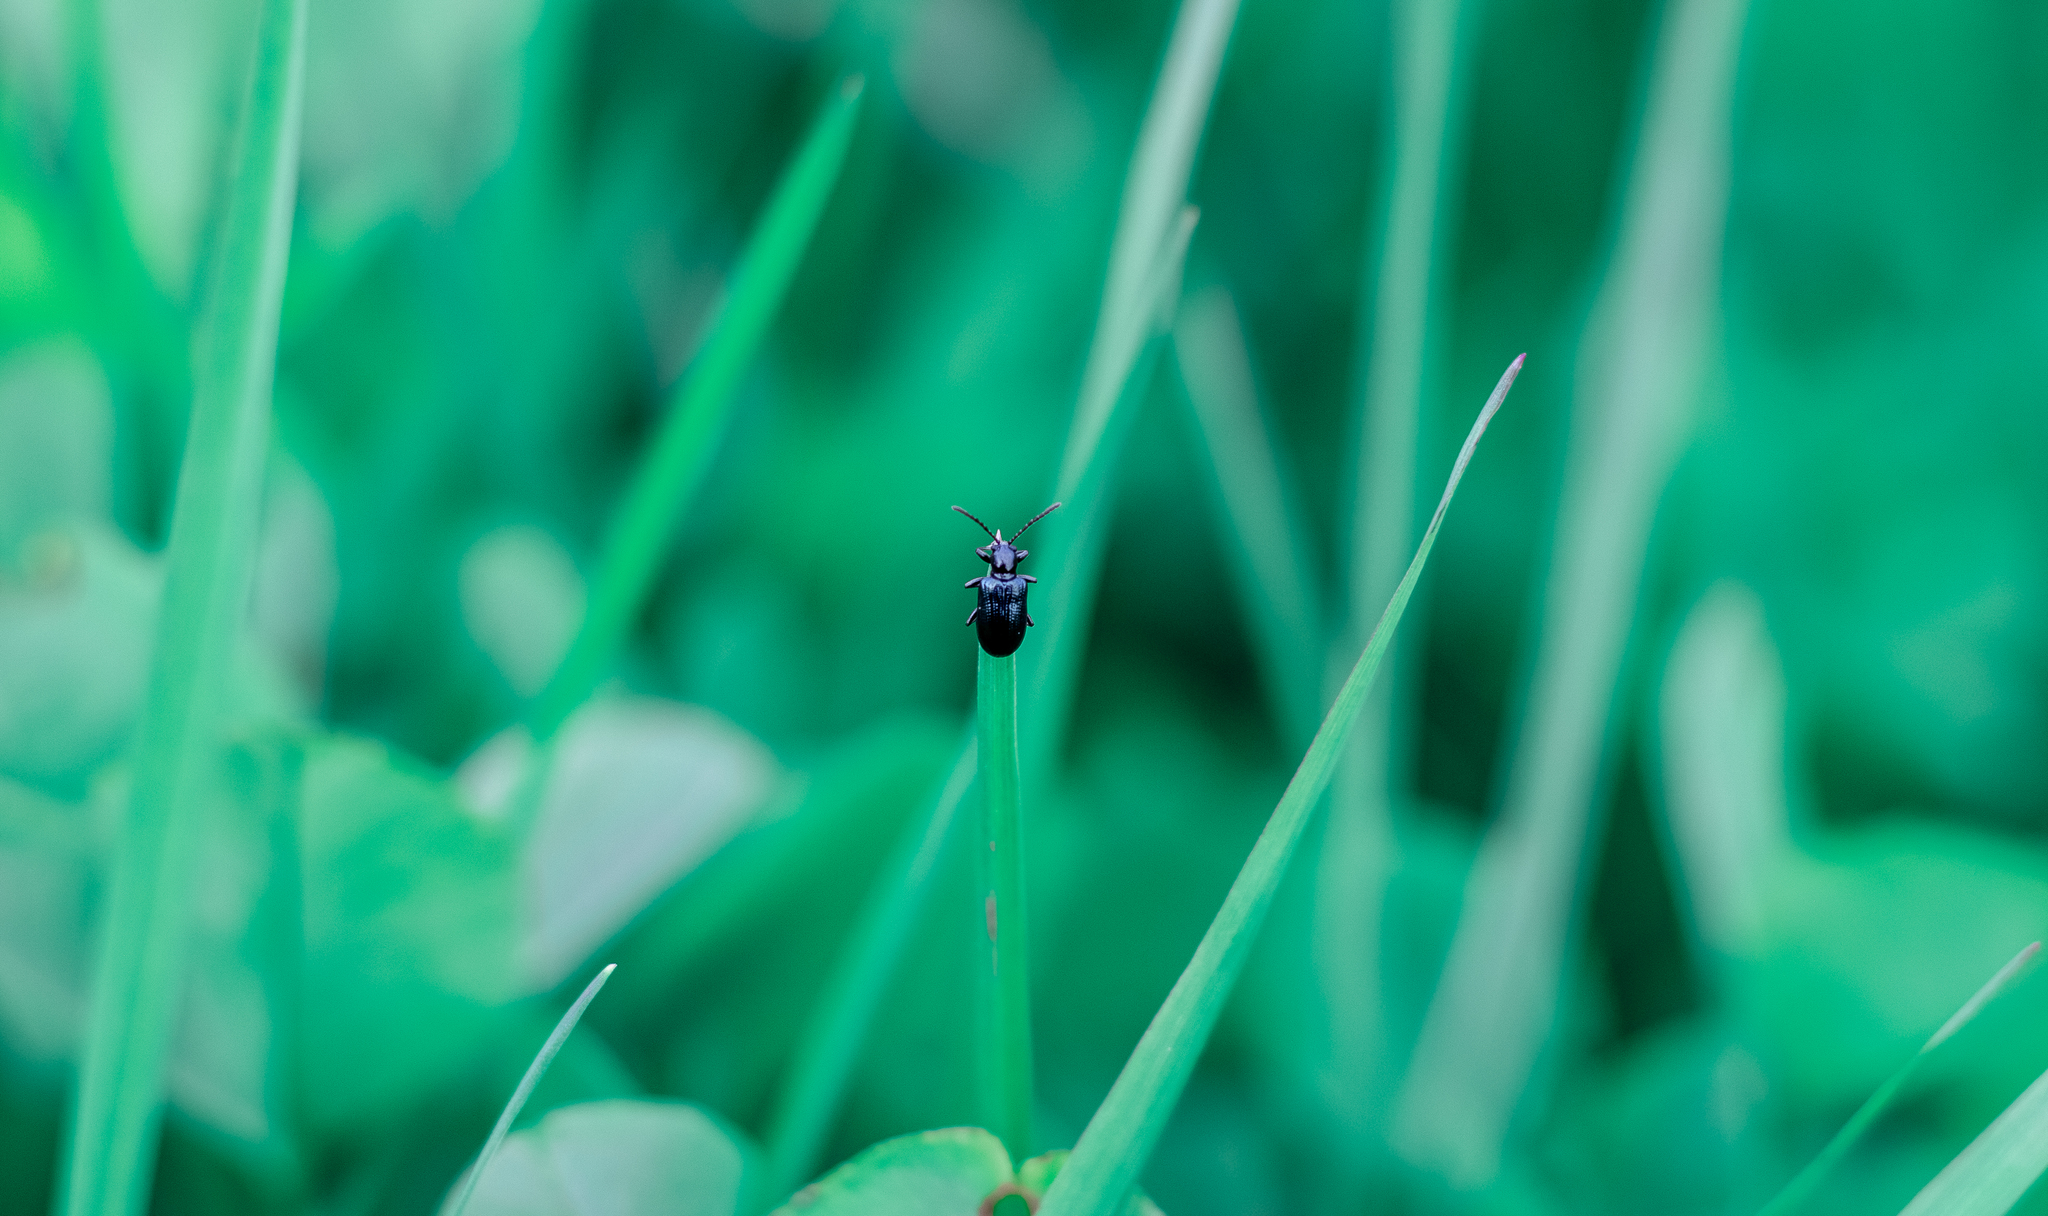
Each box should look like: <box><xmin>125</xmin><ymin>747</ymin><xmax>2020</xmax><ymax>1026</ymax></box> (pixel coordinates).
<box><xmin>954</xmin><ymin>502</ymin><xmax>1061</xmax><ymax>657</ymax></box>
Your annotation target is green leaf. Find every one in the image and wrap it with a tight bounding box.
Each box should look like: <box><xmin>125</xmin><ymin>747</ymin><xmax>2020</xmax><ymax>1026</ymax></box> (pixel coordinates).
<box><xmin>458</xmin><ymin>696</ymin><xmax>780</xmax><ymax>989</ymax></box>
<box><xmin>530</xmin><ymin>75</ymin><xmax>865</xmax><ymax>740</ymax></box>
<box><xmin>299</xmin><ymin>733</ymin><xmax>518</xmax><ymax>1133</ymax></box>
<box><xmin>1036</xmin><ymin>357</ymin><xmax>1523</xmax><ymax>1216</ymax></box>
<box><xmin>58</xmin><ymin>0</ymin><xmax>307</xmax><ymax>1210</ymax></box>
<box><xmin>771</xmin><ymin>1129</ymin><xmax>1012</xmax><ymax>1216</ymax></box>
<box><xmin>454</xmin><ymin>1099</ymin><xmax>757</xmax><ymax>1216</ymax></box>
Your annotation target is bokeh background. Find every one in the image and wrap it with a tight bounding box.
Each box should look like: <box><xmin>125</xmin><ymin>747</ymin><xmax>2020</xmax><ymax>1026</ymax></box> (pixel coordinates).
<box><xmin>2</xmin><ymin>0</ymin><xmax>2047</xmax><ymax>1212</ymax></box>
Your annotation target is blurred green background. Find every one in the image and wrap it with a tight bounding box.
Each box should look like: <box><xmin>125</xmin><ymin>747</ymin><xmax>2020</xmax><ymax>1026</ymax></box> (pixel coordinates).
<box><xmin>2</xmin><ymin>0</ymin><xmax>2048</xmax><ymax>1212</ymax></box>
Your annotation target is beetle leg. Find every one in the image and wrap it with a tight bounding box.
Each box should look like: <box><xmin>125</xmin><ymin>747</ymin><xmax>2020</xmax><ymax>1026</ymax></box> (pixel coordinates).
<box><xmin>1025</xmin><ymin>613</ymin><xmax>1035</xmax><ymax>627</ymax></box>
<box><xmin>1021</xmin><ymin>574</ymin><xmax>1036</xmax><ymax>583</ymax></box>
<box><xmin>965</xmin><ymin>577</ymin><xmax>982</xmax><ymax>588</ymax></box>
<box><xmin>965</xmin><ymin>607</ymin><xmax>979</xmax><ymax>625</ymax></box>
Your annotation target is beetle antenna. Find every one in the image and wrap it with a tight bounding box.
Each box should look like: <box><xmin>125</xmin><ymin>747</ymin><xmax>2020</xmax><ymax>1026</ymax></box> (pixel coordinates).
<box><xmin>1011</xmin><ymin>501</ymin><xmax>1063</xmax><ymax>540</ymax></box>
<box><xmin>951</xmin><ymin>505</ymin><xmax>997</xmax><ymax>540</ymax></box>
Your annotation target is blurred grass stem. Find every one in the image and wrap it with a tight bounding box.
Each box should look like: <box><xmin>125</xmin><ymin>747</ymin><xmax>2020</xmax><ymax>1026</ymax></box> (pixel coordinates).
<box><xmin>529</xmin><ymin>76</ymin><xmax>863</xmax><ymax>741</ymax></box>
<box><xmin>1391</xmin><ymin>0</ymin><xmax>1749</xmax><ymax>1184</ymax></box>
<box><xmin>57</xmin><ymin>0</ymin><xmax>307</xmax><ymax>1213</ymax></box>
<box><xmin>1314</xmin><ymin>0</ymin><xmax>1476</xmax><ymax>1159</ymax></box>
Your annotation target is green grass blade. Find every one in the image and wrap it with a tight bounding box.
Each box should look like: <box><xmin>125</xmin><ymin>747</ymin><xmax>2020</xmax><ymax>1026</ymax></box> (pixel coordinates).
<box><xmin>1170</xmin><ymin>285</ymin><xmax>1323</xmax><ymax>748</ymax></box>
<box><xmin>1758</xmin><ymin>943</ymin><xmax>2043</xmax><ymax>1216</ymax></box>
<box><xmin>57</xmin><ymin>1</ymin><xmax>308</xmax><ymax>1213</ymax></box>
<box><xmin>1312</xmin><ymin>0</ymin><xmax>1477</xmax><ymax>1157</ymax></box>
<box><xmin>530</xmin><ymin>75</ymin><xmax>865</xmax><ymax>739</ymax></box>
<box><xmin>1390</xmin><ymin>0</ymin><xmax>1751</xmax><ymax>1184</ymax></box>
<box><xmin>1898</xmin><ymin>1053</ymin><xmax>2048</xmax><ymax>1216</ymax></box>
<box><xmin>1036</xmin><ymin>357</ymin><xmax>1523</xmax><ymax>1216</ymax></box>
<box><xmin>763</xmin><ymin>735</ymin><xmax>978</xmax><ymax>1191</ymax></box>
<box><xmin>1022</xmin><ymin>0</ymin><xmax>1243</xmax><ymax>771</ymax></box>
<box><xmin>757</xmin><ymin>0</ymin><xmax>1234</xmax><ymax>1173</ymax></box>
<box><xmin>446</xmin><ymin>964</ymin><xmax>618</xmax><ymax>1216</ymax></box>
<box><xmin>977</xmin><ymin>651</ymin><xmax>1033</xmax><ymax>1159</ymax></box>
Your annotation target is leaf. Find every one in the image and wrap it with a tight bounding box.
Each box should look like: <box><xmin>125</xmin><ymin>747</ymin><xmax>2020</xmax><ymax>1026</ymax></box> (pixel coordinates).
<box><xmin>454</xmin><ymin>1099</ymin><xmax>759</xmax><ymax>1216</ymax></box>
<box><xmin>299</xmin><ymin>733</ymin><xmax>518</xmax><ymax>1134</ymax></box>
<box><xmin>772</xmin><ymin>1129</ymin><xmax>1012</xmax><ymax>1216</ymax></box>
<box><xmin>59</xmin><ymin>0</ymin><xmax>308</xmax><ymax>1210</ymax></box>
<box><xmin>458</xmin><ymin>696</ymin><xmax>780</xmax><ymax>989</ymax></box>
<box><xmin>1036</xmin><ymin>357</ymin><xmax>1523</xmax><ymax>1216</ymax></box>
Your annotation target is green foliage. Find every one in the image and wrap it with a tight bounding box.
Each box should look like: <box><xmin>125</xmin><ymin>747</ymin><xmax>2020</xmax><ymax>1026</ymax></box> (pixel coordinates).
<box><xmin>4</xmin><ymin>0</ymin><xmax>2048</xmax><ymax>1212</ymax></box>
<box><xmin>59</xmin><ymin>0</ymin><xmax>308</xmax><ymax>1212</ymax></box>
<box><xmin>1038</xmin><ymin>357</ymin><xmax>1522</xmax><ymax>1216</ymax></box>
<box><xmin>456</xmin><ymin>1100</ymin><xmax>759</xmax><ymax>1216</ymax></box>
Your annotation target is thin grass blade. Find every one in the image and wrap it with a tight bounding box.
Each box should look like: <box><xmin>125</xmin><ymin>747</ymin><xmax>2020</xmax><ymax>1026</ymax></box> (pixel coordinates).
<box><xmin>446</xmin><ymin>964</ymin><xmax>619</xmax><ymax>1216</ymax></box>
<box><xmin>1391</xmin><ymin>0</ymin><xmax>1751</xmax><ymax>1185</ymax></box>
<box><xmin>1898</xmin><ymin>1054</ymin><xmax>2048</xmax><ymax>1216</ymax></box>
<box><xmin>56</xmin><ymin>2</ymin><xmax>308</xmax><ymax>1214</ymax></box>
<box><xmin>531</xmin><ymin>75</ymin><xmax>865</xmax><ymax>739</ymax></box>
<box><xmin>1170</xmin><ymin>285</ymin><xmax>1323</xmax><ymax>748</ymax></box>
<box><xmin>1037</xmin><ymin>357</ymin><xmax>1523</xmax><ymax>1216</ymax></box>
<box><xmin>977</xmin><ymin>651</ymin><xmax>1033</xmax><ymax>1158</ymax></box>
<box><xmin>1758</xmin><ymin>943</ymin><xmax>2043</xmax><ymax>1216</ymax></box>
<box><xmin>1022</xmin><ymin>0</ymin><xmax>1242</xmax><ymax>770</ymax></box>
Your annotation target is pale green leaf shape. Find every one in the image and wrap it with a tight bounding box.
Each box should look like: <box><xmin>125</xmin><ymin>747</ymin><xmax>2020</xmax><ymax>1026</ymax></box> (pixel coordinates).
<box><xmin>455</xmin><ymin>1100</ymin><xmax>757</xmax><ymax>1216</ymax></box>
<box><xmin>772</xmin><ymin>1132</ymin><xmax>1164</xmax><ymax>1216</ymax></box>
<box><xmin>774</xmin><ymin>1129</ymin><xmax>1012</xmax><ymax>1216</ymax></box>
<box><xmin>458</xmin><ymin>696</ymin><xmax>780</xmax><ymax>990</ymax></box>
<box><xmin>1038</xmin><ymin>357</ymin><xmax>1524</xmax><ymax>1216</ymax></box>
<box><xmin>1899</xmin><ymin>1062</ymin><xmax>2048</xmax><ymax>1216</ymax></box>
<box><xmin>0</xmin><ymin>338</ymin><xmax>113</xmax><ymax>560</ymax></box>
<box><xmin>460</xmin><ymin>524</ymin><xmax>586</xmax><ymax>699</ymax></box>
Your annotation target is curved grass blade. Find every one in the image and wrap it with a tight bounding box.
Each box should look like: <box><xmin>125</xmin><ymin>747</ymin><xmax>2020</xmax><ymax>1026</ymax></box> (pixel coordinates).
<box><xmin>1390</xmin><ymin>0</ymin><xmax>1751</xmax><ymax>1184</ymax></box>
<box><xmin>1037</xmin><ymin>356</ymin><xmax>1523</xmax><ymax>1216</ymax></box>
<box><xmin>759</xmin><ymin>0</ymin><xmax>1236</xmax><ymax>1179</ymax></box>
<box><xmin>1759</xmin><ymin>943</ymin><xmax>2043</xmax><ymax>1216</ymax></box>
<box><xmin>978</xmin><ymin>651</ymin><xmax>1033</xmax><ymax>1159</ymax></box>
<box><xmin>763</xmin><ymin>736</ymin><xmax>977</xmax><ymax>1191</ymax></box>
<box><xmin>56</xmin><ymin>1</ymin><xmax>309</xmax><ymax>1214</ymax></box>
<box><xmin>530</xmin><ymin>74</ymin><xmax>865</xmax><ymax>740</ymax></box>
<box><xmin>446</xmin><ymin>964</ymin><xmax>619</xmax><ymax>1216</ymax></box>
